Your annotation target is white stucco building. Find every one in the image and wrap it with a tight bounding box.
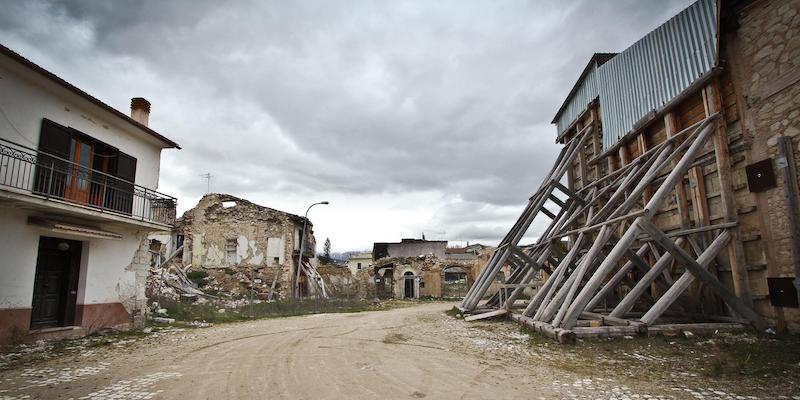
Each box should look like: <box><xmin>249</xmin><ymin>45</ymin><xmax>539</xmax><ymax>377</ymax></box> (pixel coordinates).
<box><xmin>0</xmin><ymin>44</ymin><xmax>179</xmax><ymax>344</ymax></box>
<box><xmin>347</xmin><ymin>252</ymin><xmax>372</xmax><ymax>276</ymax></box>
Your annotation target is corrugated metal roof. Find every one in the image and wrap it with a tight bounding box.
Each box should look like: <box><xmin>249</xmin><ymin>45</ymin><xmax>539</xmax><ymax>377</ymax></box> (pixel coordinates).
<box><xmin>552</xmin><ymin>53</ymin><xmax>616</xmax><ymax>134</ymax></box>
<box><xmin>553</xmin><ymin>0</ymin><xmax>718</xmax><ymax>149</ymax></box>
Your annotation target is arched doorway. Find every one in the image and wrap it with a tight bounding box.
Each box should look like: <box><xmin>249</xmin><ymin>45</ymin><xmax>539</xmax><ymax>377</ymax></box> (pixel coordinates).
<box><xmin>403</xmin><ymin>271</ymin><xmax>416</xmax><ymax>299</ymax></box>
<box><xmin>442</xmin><ymin>266</ymin><xmax>469</xmax><ymax>298</ymax></box>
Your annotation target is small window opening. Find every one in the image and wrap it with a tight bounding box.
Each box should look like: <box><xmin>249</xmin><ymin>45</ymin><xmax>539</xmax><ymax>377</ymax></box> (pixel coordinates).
<box><xmin>225</xmin><ymin>239</ymin><xmax>238</xmax><ymax>264</ymax></box>
<box><xmin>222</xmin><ymin>201</ymin><xmax>237</xmax><ymax>208</ymax></box>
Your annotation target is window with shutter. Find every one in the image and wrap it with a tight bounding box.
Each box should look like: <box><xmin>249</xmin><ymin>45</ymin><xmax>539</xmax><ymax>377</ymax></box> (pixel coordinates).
<box><xmin>106</xmin><ymin>151</ymin><xmax>136</xmax><ymax>214</ymax></box>
<box><xmin>34</xmin><ymin>119</ymin><xmax>72</xmax><ymax>197</ymax></box>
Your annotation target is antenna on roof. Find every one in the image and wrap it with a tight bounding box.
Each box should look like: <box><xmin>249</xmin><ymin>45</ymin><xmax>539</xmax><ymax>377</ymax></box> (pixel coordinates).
<box><xmin>200</xmin><ymin>172</ymin><xmax>212</xmax><ymax>194</ymax></box>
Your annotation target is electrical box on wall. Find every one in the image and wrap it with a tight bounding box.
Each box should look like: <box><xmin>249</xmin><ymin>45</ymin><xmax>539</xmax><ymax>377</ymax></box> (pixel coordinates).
<box><xmin>745</xmin><ymin>158</ymin><xmax>777</xmax><ymax>192</ymax></box>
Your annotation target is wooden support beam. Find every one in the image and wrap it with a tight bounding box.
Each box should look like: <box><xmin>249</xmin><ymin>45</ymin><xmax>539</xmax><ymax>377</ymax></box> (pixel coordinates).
<box><xmin>647</xmin><ymin>323</ymin><xmax>746</xmax><ymax>335</ymax></box>
<box><xmin>689</xmin><ymin>167</ymin><xmax>712</xmax><ymax>236</ymax></box>
<box><xmin>560</xmin><ymin>117</ymin><xmax>720</xmax><ymax>329</ymax></box>
<box><xmin>510</xmin><ymin>245</ymin><xmax>539</xmax><ymax>270</ymax></box>
<box><xmin>591</xmin><ymin>108</ymin><xmax>602</xmax><ymax>180</ymax></box>
<box><xmin>577</xmin><ymin>121</ymin><xmax>588</xmax><ymax>188</ymax></box>
<box><xmin>548</xmin><ymin>194</ymin><xmax>566</xmax><ymax>208</ymax></box>
<box><xmin>553</xmin><ymin>180</ymin><xmax>588</xmax><ymax>206</ymax></box>
<box><xmin>511</xmin><ymin>314</ymin><xmax>576</xmax><ymax>344</ymax></box>
<box><xmin>638</xmin><ymin>220</ymin><xmax>766</xmax><ymax>330</ymax></box>
<box><xmin>705</xmin><ymin>82</ymin><xmax>753</xmax><ymax>306</ymax></box>
<box><xmin>619</xmin><ymin>145</ymin><xmax>631</xmax><ymax>167</ymax></box>
<box><xmin>585</xmin><ymin>245</ymin><xmax>651</xmax><ymax>311</ymax></box>
<box><xmin>465</xmin><ymin>309</ymin><xmax>507</xmax><ymax>321</ymax></box>
<box><xmin>572</xmin><ymin>325</ymin><xmax>642</xmax><ymax>338</ymax></box>
<box><xmin>665</xmin><ymin>112</ymin><xmax>692</xmax><ymax>228</ymax></box>
<box><xmin>609</xmin><ymin>238</ymin><xmax>685</xmax><ymax>318</ymax></box>
<box><xmin>581</xmin><ymin>311</ymin><xmax>647</xmax><ymax>331</ymax></box>
<box><xmin>638</xmin><ymin>133</ymin><xmax>654</xmax><ymax>202</ymax></box>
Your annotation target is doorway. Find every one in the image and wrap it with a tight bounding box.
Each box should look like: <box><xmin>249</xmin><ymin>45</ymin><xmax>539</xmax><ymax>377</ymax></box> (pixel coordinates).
<box><xmin>442</xmin><ymin>267</ymin><xmax>469</xmax><ymax>298</ymax></box>
<box><xmin>64</xmin><ymin>138</ymin><xmax>94</xmax><ymax>204</ymax></box>
<box><xmin>403</xmin><ymin>271</ymin><xmax>416</xmax><ymax>299</ymax></box>
<box><xmin>30</xmin><ymin>237</ymin><xmax>82</xmax><ymax>330</ymax></box>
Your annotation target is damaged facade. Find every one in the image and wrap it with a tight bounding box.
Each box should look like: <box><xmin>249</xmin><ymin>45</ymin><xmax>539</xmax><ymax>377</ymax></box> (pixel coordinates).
<box><xmin>0</xmin><ymin>45</ymin><xmax>179</xmax><ymax>344</ymax></box>
<box><xmin>354</xmin><ymin>239</ymin><xmax>495</xmax><ymax>300</ymax></box>
<box><xmin>462</xmin><ymin>0</ymin><xmax>800</xmax><ymax>340</ymax></box>
<box><xmin>160</xmin><ymin>193</ymin><xmax>319</xmax><ymax>300</ymax></box>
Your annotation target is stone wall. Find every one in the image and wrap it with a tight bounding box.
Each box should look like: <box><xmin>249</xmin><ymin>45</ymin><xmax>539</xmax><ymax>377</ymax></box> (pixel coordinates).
<box><xmin>351</xmin><ymin>251</ymin><xmax>493</xmax><ymax>300</ymax></box>
<box><xmin>174</xmin><ymin>193</ymin><xmax>316</xmax><ymax>300</ymax></box>
<box><xmin>724</xmin><ymin>0</ymin><xmax>800</xmax><ymax>330</ymax></box>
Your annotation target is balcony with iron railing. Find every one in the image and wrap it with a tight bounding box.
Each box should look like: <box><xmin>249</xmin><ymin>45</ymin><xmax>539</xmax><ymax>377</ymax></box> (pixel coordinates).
<box><xmin>0</xmin><ymin>137</ymin><xmax>176</xmax><ymax>226</ymax></box>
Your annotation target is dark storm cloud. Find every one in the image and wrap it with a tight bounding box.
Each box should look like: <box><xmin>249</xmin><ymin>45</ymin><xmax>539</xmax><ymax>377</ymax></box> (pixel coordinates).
<box><xmin>0</xmin><ymin>0</ymin><xmax>693</xmax><ymax>248</ymax></box>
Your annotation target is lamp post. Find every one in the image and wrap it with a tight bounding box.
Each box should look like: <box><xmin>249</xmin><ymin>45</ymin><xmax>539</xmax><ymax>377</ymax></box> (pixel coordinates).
<box><xmin>295</xmin><ymin>201</ymin><xmax>329</xmax><ymax>299</ymax></box>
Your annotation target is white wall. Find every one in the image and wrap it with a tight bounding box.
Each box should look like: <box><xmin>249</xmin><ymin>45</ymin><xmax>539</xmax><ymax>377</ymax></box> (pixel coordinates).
<box><xmin>0</xmin><ymin>55</ymin><xmax>165</xmax><ymax>190</ymax></box>
<box><xmin>0</xmin><ymin>210</ymin><xmax>41</xmax><ymax>308</ymax></box>
<box><xmin>347</xmin><ymin>253</ymin><xmax>372</xmax><ymax>276</ymax></box>
<box><xmin>0</xmin><ymin>207</ymin><xmax>144</xmax><ymax>313</ymax></box>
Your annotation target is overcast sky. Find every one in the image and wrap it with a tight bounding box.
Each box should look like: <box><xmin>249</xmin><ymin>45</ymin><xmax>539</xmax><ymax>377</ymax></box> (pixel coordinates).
<box><xmin>1</xmin><ymin>0</ymin><xmax>693</xmax><ymax>252</ymax></box>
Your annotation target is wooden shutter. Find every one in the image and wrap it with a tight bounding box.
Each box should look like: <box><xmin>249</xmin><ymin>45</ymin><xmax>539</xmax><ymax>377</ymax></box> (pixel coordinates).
<box><xmin>107</xmin><ymin>151</ymin><xmax>137</xmax><ymax>214</ymax></box>
<box><xmin>34</xmin><ymin>119</ymin><xmax>72</xmax><ymax>196</ymax></box>
<box><xmin>38</xmin><ymin>119</ymin><xmax>72</xmax><ymax>158</ymax></box>
<box><xmin>116</xmin><ymin>152</ymin><xmax>137</xmax><ymax>182</ymax></box>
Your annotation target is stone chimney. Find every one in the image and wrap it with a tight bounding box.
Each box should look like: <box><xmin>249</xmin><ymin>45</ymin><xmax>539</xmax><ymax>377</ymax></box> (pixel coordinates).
<box><xmin>130</xmin><ymin>97</ymin><xmax>151</xmax><ymax>126</ymax></box>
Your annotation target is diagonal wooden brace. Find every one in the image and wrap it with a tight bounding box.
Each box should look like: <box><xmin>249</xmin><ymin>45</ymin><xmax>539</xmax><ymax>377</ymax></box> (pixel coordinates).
<box><xmin>638</xmin><ymin>220</ymin><xmax>766</xmax><ymax>330</ymax></box>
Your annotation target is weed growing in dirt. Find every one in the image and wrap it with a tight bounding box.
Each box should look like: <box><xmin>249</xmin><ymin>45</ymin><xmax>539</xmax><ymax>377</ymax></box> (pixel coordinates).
<box><xmin>382</xmin><ymin>333</ymin><xmax>411</xmax><ymax>344</ymax></box>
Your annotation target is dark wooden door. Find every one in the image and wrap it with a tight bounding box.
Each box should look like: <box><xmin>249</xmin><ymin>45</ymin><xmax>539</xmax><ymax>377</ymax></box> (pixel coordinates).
<box><xmin>30</xmin><ymin>237</ymin><xmax>81</xmax><ymax>329</ymax></box>
<box><xmin>404</xmin><ymin>276</ymin><xmax>414</xmax><ymax>299</ymax></box>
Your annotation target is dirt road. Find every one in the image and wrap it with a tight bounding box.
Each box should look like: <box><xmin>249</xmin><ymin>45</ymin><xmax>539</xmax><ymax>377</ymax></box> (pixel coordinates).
<box><xmin>0</xmin><ymin>303</ymin><xmax>560</xmax><ymax>399</ymax></box>
<box><xmin>1</xmin><ymin>303</ymin><xmax>796</xmax><ymax>399</ymax></box>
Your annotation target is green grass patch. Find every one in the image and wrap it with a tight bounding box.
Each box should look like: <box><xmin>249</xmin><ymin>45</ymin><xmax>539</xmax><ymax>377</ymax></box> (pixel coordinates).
<box><xmin>160</xmin><ymin>298</ymin><xmax>381</xmax><ymax>324</ymax></box>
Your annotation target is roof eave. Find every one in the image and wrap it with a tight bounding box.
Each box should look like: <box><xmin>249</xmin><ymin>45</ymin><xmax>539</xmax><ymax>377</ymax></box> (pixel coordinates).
<box><xmin>0</xmin><ymin>44</ymin><xmax>181</xmax><ymax>150</ymax></box>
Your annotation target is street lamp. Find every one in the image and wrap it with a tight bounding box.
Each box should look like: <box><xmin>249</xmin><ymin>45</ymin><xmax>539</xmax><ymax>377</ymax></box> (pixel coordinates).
<box><xmin>295</xmin><ymin>200</ymin><xmax>329</xmax><ymax>299</ymax></box>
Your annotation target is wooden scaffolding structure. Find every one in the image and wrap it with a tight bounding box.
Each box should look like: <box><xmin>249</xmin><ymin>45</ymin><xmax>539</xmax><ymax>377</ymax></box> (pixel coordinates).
<box><xmin>459</xmin><ymin>112</ymin><xmax>768</xmax><ymax>343</ymax></box>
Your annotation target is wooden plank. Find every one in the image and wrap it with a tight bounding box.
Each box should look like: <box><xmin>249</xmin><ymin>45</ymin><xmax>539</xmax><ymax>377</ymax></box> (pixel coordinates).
<box><xmin>665</xmin><ymin>112</ymin><xmax>692</xmax><ymax>228</ymax></box>
<box><xmin>465</xmin><ymin>309</ymin><xmax>507</xmax><ymax>321</ymax></box>
<box><xmin>577</xmin><ymin>121</ymin><xmax>588</xmax><ymax>188</ymax></box>
<box><xmin>619</xmin><ymin>145</ymin><xmax>631</xmax><ymax>167</ymax></box>
<box><xmin>591</xmin><ymin>108</ymin><xmax>603</xmax><ymax>180</ymax></box>
<box><xmin>638</xmin><ymin>133</ymin><xmax>654</xmax><ymax>202</ymax></box>
<box><xmin>705</xmin><ymin>82</ymin><xmax>753</xmax><ymax>306</ymax></box>
<box><xmin>638</xmin><ymin>220</ymin><xmax>766</xmax><ymax>330</ymax></box>
<box><xmin>647</xmin><ymin>322</ymin><xmax>746</xmax><ymax>335</ymax></box>
<box><xmin>573</xmin><ymin>325</ymin><xmax>642</xmax><ymax>336</ymax></box>
<box><xmin>511</xmin><ymin>314</ymin><xmax>576</xmax><ymax>344</ymax></box>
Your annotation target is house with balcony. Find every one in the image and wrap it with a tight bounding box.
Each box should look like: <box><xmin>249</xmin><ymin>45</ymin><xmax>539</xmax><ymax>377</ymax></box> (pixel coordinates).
<box><xmin>0</xmin><ymin>44</ymin><xmax>179</xmax><ymax>344</ymax></box>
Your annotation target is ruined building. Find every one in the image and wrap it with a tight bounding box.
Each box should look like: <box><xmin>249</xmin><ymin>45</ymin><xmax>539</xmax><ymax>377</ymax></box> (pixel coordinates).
<box><xmin>356</xmin><ymin>239</ymin><xmax>494</xmax><ymax>299</ymax></box>
<box><xmin>462</xmin><ymin>0</ymin><xmax>800</xmax><ymax>340</ymax></box>
<box><xmin>168</xmin><ymin>194</ymin><xmax>318</xmax><ymax>300</ymax></box>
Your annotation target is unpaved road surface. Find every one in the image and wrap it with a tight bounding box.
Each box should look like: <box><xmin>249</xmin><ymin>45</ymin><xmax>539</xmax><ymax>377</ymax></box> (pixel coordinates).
<box><xmin>1</xmin><ymin>303</ymin><xmax>796</xmax><ymax>399</ymax></box>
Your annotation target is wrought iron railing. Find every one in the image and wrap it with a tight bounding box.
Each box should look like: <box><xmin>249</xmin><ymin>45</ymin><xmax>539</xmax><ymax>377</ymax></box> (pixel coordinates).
<box><xmin>0</xmin><ymin>137</ymin><xmax>176</xmax><ymax>225</ymax></box>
